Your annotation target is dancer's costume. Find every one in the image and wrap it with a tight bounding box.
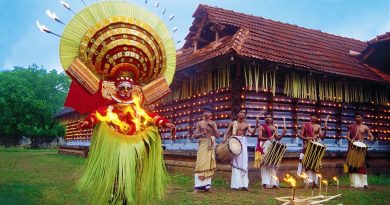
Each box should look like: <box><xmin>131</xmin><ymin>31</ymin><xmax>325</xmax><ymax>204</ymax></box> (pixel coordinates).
<box><xmin>58</xmin><ymin>1</ymin><xmax>176</xmax><ymax>204</ymax></box>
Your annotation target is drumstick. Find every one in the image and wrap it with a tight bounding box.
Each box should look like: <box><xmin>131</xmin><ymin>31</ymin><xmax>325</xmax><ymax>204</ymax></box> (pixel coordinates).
<box><xmin>271</xmin><ymin>125</ymin><xmax>278</xmax><ymax>140</ymax></box>
<box><xmin>255</xmin><ymin>115</ymin><xmax>260</xmax><ymax>128</ymax></box>
<box><xmin>325</xmin><ymin>114</ymin><xmax>330</xmax><ymax>125</ymax></box>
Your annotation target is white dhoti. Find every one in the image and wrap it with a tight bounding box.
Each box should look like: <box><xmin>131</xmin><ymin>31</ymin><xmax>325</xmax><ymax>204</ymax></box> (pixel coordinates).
<box><xmin>194</xmin><ymin>173</ymin><xmax>211</xmax><ymax>190</ymax></box>
<box><xmin>260</xmin><ymin>140</ymin><xmax>279</xmax><ymax>187</ymax></box>
<box><xmin>231</xmin><ymin>136</ymin><xmax>249</xmax><ymax>189</ymax></box>
<box><xmin>349</xmin><ymin>174</ymin><xmax>368</xmax><ymax>188</ymax></box>
<box><xmin>194</xmin><ymin>137</ymin><xmax>216</xmax><ymax>190</ymax></box>
<box><xmin>297</xmin><ymin>153</ymin><xmax>318</xmax><ymax>185</ymax></box>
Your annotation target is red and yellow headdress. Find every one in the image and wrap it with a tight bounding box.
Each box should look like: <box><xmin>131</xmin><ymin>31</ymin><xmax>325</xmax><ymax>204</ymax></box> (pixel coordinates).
<box><xmin>60</xmin><ymin>1</ymin><xmax>176</xmax><ymax>112</ymax></box>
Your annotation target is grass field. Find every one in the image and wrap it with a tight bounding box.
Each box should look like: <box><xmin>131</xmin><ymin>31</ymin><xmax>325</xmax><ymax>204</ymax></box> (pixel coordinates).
<box><xmin>0</xmin><ymin>148</ymin><xmax>389</xmax><ymax>205</ymax></box>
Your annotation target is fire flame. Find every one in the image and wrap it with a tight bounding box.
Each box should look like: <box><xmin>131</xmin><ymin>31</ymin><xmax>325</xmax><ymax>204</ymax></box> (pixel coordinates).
<box><xmin>96</xmin><ymin>106</ymin><xmax>131</xmax><ymax>132</ymax></box>
<box><xmin>46</xmin><ymin>10</ymin><xmax>58</xmax><ymax>20</ymax></box>
<box><xmin>60</xmin><ymin>1</ymin><xmax>70</xmax><ymax>9</ymax></box>
<box><xmin>124</xmin><ymin>95</ymin><xmax>152</xmax><ymax>131</ymax></box>
<box><xmin>96</xmin><ymin>96</ymin><xmax>152</xmax><ymax>133</ymax></box>
<box><xmin>283</xmin><ymin>174</ymin><xmax>296</xmax><ymax>187</ymax></box>
<box><xmin>332</xmin><ymin>176</ymin><xmax>338</xmax><ymax>181</ymax></box>
<box><xmin>322</xmin><ymin>180</ymin><xmax>328</xmax><ymax>185</ymax></box>
<box><xmin>36</xmin><ymin>21</ymin><xmax>49</xmax><ymax>32</ymax></box>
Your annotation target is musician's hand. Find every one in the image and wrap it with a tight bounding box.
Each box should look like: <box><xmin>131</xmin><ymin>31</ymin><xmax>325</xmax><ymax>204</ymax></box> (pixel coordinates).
<box><xmin>324</xmin><ymin>124</ymin><xmax>328</xmax><ymax>130</ymax></box>
<box><xmin>282</xmin><ymin>127</ymin><xmax>287</xmax><ymax>134</ymax></box>
<box><xmin>77</xmin><ymin>120</ymin><xmax>89</xmax><ymax>130</ymax></box>
<box><xmin>207</xmin><ymin>122</ymin><xmax>216</xmax><ymax>130</ymax></box>
<box><xmin>164</xmin><ymin>123</ymin><xmax>176</xmax><ymax>129</ymax></box>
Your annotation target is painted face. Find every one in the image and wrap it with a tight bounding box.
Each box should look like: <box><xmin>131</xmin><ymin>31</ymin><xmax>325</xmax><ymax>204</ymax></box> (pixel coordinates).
<box><xmin>264</xmin><ymin>115</ymin><xmax>273</xmax><ymax>123</ymax></box>
<box><xmin>117</xmin><ymin>85</ymin><xmax>133</xmax><ymax>99</ymax></box>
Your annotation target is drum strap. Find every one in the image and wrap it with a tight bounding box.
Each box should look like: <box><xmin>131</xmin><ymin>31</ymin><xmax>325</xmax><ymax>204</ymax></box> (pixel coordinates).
<box><xmin>262</xmin><ymin>124</ymin><xmax>274</xmax><ymax>139</ymax></box>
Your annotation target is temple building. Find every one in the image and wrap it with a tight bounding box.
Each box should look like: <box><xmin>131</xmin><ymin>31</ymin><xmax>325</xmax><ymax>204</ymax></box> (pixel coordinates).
<box><xmin>56</xmin><ymin>4</ymin><xmax>390</xmax><ymax>176</ymax></box>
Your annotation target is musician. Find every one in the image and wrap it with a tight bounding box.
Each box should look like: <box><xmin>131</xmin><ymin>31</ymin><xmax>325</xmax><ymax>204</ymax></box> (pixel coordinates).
<box><xmin>345</xmin><ymin>112</ymin><xmax>374</xmax><ymax>188</ymax></box>
<box><xmin>223</xmin><ymin>109</ymin><xmax>256</xmax><ymax>191</ymax></box>
<box><xmin>297</xmin><ymin>113</ymin><xmax>327</xmax><ymax>188</ymax></box>
<box><xmin>257</xmin><ymin>112</ymin><xmax>287</xmax><ymax>189</ymax></box>
<box><xmin>192</xmin><ymin>106</ymin><xmax>219</xmax><ymax>193</ymax></box>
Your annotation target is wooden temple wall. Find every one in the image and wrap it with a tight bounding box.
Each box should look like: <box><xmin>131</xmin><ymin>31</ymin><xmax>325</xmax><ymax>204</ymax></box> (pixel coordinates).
<box><xmin>59</xmin><ymin>60</ymin><xmax>390</xmax><ymax>148</ymax></box>
<box><xmin>157</xmin><ymin>61</ymin><xmax>390</xmax><ymax>146</ymax></box>
<box><xmin>58</xmin><ymin>114</ymin><xmax>92</xmax><ymax>146</ymax></box>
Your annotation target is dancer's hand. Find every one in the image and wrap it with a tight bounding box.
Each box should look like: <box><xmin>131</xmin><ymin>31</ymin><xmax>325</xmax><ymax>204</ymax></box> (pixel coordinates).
<box><xmin>77</xmin><ymin>120</ymin><xmax>89</xmax><ymax>130</ymax></box>
<box><xmin>164</xmin><ymin>123</ymin><xmax>176</xmax><ymax>129</ymax></box>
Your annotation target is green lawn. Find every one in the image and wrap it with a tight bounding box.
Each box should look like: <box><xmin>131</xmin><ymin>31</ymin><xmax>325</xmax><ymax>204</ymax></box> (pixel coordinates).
<box><xmin>0</xmin><ymin>148</ymin><xmax>389</xmax><ymax>205</ymax></box>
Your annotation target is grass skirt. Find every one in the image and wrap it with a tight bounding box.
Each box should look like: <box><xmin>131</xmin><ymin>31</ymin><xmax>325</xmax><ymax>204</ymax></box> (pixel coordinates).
<box><xmin>77</xmin><ymin>122</ymin><xmax>167</xmax><ymax>205</ymax></box>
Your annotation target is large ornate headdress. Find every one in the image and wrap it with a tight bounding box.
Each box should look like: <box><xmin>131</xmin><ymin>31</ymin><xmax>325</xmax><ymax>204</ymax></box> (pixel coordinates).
<box><xmin>60</xmin><ymin>1</ymin><xmax>175</xmax><ymax>84</ymax></box>
<box><xmin>38</xmin><ymin>1</ymin><xmax>176</xmax><ymax>112</ymax></box>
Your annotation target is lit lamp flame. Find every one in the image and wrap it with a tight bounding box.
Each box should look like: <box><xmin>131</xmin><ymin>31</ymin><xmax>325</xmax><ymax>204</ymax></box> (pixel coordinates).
<box><xmin>36</xmin><ymin>21</ymin><xmax>61</xmax><ymax>37</ymax></box>
<box><xmin>284</xmin><ymin>174</ymin><xmax>296</xmax><ymax>200</ymax></box>
<box><xmin>322</xmin><ymin>179</ymin><xmax>328</xmax><ymax>196</ymax></box>
<box><xmin>333</xmin><ymin>176</ymin><xmax>340</xmax><ymax>194</ymax></box>
<box><xmin>283</xmin><ymin>174</ymin><xmax>296</xmax><ymax>187</ymax></box>
<box><xmin>36</xmin><ymin>21</ymin><xmax>49</xmax><ymax>32</ymax></box>
<box><xmin>60</xmin><ymin>0</ymin><xmax>76</xmax><ymax>14</ymax></box>
<box><xmin>322</xmin><ymin>179</ymin><xmax>328</xmax><ymax>186</ymax></box>
<box><xmin>46</xmin><ymin>9</ymin><xmax>65</xmax><ymax>24</ymax></box>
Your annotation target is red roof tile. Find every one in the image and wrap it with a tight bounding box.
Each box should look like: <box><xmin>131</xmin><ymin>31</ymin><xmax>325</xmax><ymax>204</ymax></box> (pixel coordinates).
<box><xmin>368</xmin><ymin>32</ymin><xmax>390</xmax><ymax>44</ymax></box>
<box><xmin>177</xmin><ymin>4</ymin><xmax>389</xmax><ymax>83</ymax></box>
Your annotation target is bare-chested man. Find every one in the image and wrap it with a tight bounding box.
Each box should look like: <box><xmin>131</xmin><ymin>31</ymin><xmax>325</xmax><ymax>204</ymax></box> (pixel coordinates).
<box><xmin>192</xmin><ymin>107</ymin><xmax>219</xmax><ymax>193</ymax></box>
<box><xmin>257</xmin><ymin>112</ymin><xmax>287</xmax><ymax>189</ymax></box>
<box><xmin>297</xmin><ymin>113</ymin><xmax>328</xmax><ymax>188</ymax></box>
<box><xmin>223</xmin><ymin>109</ymin><xmax>256</xmax><ymax>191</ymax></box>
<box><xmin>346</xmin><ymin>112</ymin><xmax>374</xmax><ymax>189</ymax></box>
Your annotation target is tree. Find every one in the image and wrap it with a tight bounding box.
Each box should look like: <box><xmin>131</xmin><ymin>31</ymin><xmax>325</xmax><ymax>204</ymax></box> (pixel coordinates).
<box><xmin>0</xmin><ymin>65</ymin><xmax>70</xmax><ymax>147</ymax></box>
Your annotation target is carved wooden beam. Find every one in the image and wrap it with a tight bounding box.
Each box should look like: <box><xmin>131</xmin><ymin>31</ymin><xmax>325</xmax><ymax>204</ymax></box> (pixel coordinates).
<box><xmin>210</xmin><ymin>24</ymin><xmax>226</xmax><ymax>42</ymax></box>
<box><xmin>192</xmin><ymin>15</ymin><xmax>207</xmax><ymax>51</ymax></box>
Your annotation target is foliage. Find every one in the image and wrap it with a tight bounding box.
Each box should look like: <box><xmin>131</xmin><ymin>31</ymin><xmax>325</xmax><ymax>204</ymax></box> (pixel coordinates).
<box><xmin>0</xmin><ymin>65</ymin><xmax>70</xmax><ymax>147</ymax></box>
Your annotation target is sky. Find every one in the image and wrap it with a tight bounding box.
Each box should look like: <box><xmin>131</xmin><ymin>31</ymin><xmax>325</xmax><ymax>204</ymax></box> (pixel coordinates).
<box><xmin>1</xmin><ymin>0</ymin><xmax>390</xmax><ymax>72</ymax></box>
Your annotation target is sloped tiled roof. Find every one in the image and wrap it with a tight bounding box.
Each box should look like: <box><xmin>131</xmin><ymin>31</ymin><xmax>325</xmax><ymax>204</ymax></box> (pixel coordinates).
<box><xmin>368</xmin><ymin>32</ymin><xmax>390</xmax><ymax>44</ymax></box>
<box><xmin>53</xmin><ymin>106</ymin><xmax>76</xmax><ymax>119</ymax></box>
<box><xmin>177</xmin><ymin>4</ymin><xmax>389</xmax><ymax>83</ymax></box>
